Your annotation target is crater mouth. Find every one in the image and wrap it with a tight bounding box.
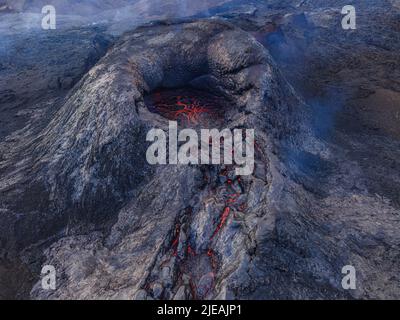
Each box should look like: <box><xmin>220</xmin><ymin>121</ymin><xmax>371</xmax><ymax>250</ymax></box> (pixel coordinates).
<box><xmin>145</xmin><ymin>87</ymin><xmax>229</xmax><ymax>127</ymax></box>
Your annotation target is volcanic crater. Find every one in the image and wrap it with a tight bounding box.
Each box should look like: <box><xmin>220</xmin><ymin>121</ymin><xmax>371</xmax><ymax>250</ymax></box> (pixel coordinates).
<box><xmin>1</xmin><ymin>1</ymin><xmax>399</xmax><ymax>300</ymax></box>
<box><xmin>14</xmin><ymin>19</ymin><xmax>305</xmax><ymax>300</ymax></box>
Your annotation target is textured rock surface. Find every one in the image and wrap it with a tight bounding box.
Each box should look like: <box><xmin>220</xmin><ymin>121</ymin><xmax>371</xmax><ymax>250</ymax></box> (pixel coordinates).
<box><xmin>24</xmin><ymin>19</ymin><xmax>309</xmax><ymax>300</ymax></box>
<box><xmin>0</xmin><ymin>0</ymin><xmax>399</xmax><ymax>300</ymax></box>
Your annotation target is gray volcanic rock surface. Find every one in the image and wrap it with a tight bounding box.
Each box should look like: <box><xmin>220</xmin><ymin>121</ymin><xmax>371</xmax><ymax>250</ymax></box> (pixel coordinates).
<box><xmin>24</xmin><ymin>19</ymin><xmax>310</xmax><ymax>300</ymax></box>
<box><xmin>0</xmin><ymin>1</ymin><xmax>399</xmax><ymax>300</ymax></box>
<box><xmin>0</xmin><ymin>26</ymin><xmax>113</xmax><ymax>138</ymax></box>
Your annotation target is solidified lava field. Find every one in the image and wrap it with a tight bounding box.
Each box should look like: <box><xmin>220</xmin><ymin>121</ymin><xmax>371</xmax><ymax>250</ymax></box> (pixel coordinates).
<box><xmin>0</xmin><ymin>0</ymin><xmax>399</xmax><ymax>301</ymax></box>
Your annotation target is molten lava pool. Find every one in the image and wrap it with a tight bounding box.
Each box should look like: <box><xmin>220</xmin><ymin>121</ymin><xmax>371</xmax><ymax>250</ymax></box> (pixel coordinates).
<box><xmin>145</xmin><ymin>88</ymin><xmax>227</xmax><ymax>126</ymax></box>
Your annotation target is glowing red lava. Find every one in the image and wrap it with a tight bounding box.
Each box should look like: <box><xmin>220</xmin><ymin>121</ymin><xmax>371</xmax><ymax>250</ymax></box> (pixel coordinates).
<box><xmin>171</xmin><ymin>223</ymin><xmax>181</xmax><ymax>256</ymax></box>
<box><xmin>210</xmin><ymin>207</ymin><xmax>231</xmax><ymax>240</ymax></box>
<box><xmin>145</xmin><ymin>88</ymin><xmax>225</xmax><ymax>125</ymax></box>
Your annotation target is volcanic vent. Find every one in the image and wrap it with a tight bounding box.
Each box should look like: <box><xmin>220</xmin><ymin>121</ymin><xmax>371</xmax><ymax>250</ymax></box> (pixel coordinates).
<box><xmin>145</xmin><ymin>88</ymin><xmax>227</xmax><ymax>127</ymax></box>
<box><xmin>2</xmin><ymin>19</ymin><xmax>307</xmax><ymax>299</ymax></box>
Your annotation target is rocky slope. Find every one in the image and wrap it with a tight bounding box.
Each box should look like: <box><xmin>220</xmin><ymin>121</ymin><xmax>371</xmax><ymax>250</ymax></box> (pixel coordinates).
<box><xmin>0</xmin><ymin>0</ymin><xmax>399</xmax><ymax>299</ymax></box>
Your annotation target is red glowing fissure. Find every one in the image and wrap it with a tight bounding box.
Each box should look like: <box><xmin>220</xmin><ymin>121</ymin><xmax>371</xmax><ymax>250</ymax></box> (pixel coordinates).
<box><xmin>210</xmin><ymin>206</ymin><xmax>231</xmax><ymax>240</ymax></box>
<box><xmin>164</xmin><ymin>165</ymin><xmax>249</xmax><ymax>301</ymax></box>
<box><xmin>171</xmin><ymin>223</ymin><xmax>181</xmax><ymax>256</ymax></box>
